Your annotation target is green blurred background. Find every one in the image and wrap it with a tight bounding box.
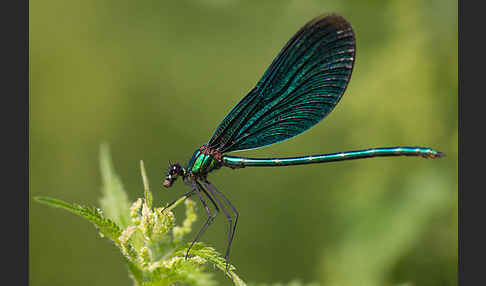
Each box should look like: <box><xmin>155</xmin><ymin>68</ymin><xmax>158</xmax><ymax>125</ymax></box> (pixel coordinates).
<box><xmin>30</xmin><ymin>0</ymin><xmax>457</xmax><ymax>285</ymax></box>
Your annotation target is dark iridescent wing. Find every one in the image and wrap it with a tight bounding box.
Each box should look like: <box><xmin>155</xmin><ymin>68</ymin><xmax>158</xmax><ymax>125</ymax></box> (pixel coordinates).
<box><xmin>208</xmin><ymin>14</ymin><xmax>355</xmax><ymax>153</ymax></box>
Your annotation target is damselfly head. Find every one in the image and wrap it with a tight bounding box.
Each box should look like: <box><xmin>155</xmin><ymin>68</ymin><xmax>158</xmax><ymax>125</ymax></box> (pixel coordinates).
<box><xmin>163</xmin><ymin>162</ymin><xmax>183</xmax><ymax>188</ymax></box>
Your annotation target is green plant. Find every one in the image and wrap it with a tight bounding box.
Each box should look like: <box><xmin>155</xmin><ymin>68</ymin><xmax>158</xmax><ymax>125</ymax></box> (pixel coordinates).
<box><xmin>35</xmin><ymin>144</ymin><xmax>246</xmax><ymax>286</ymax></box>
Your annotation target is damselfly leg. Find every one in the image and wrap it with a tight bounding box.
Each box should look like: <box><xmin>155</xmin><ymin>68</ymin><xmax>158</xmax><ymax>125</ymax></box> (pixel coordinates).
<box><xmin>204</xmin><ymin>180</ymin><xmax>239</xmax><ymax>273</ymax></box>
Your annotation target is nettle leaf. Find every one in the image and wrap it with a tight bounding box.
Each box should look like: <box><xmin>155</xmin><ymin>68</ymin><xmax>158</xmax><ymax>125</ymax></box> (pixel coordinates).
<box><xmin>172</xmin><ymin>243</ymin><xmax>246</xmax><ymax>286</ymax></box>
<box><xmin>99</xmin><ymin>143</ymin><xmax>131</xmax><ymax>228</ymax></box>
<box><xmin>34</xmin><ymin>196</ymin><xmax>123</xmax><ymax>242</ymax></box>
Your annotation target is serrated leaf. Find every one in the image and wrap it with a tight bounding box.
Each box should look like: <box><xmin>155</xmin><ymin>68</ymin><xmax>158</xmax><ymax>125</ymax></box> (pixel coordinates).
<box><xmin>35</xmin><ymin>196</ymin><xmax>123</xmax><ymax>242</ymax></box>
<box><xmin>35</xmin><ymin>196</ymin><xmax>139</xmax><ymax>263</ymax></box>
<box><xmin>99</xmin><ymin>143</ymin><xmax>131</xmax><ymax>228</ymax></box>
<box><xmin>172</xmin><ymin>243</ymin><xmax>246</xmax><ymax>286</ymax></box>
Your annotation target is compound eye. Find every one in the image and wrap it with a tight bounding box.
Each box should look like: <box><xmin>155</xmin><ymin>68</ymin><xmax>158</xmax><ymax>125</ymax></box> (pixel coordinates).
<box><xmin>169</xmin><ymin>165</ymin><xmax>180</xmax><ymax>176</ymax></box>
